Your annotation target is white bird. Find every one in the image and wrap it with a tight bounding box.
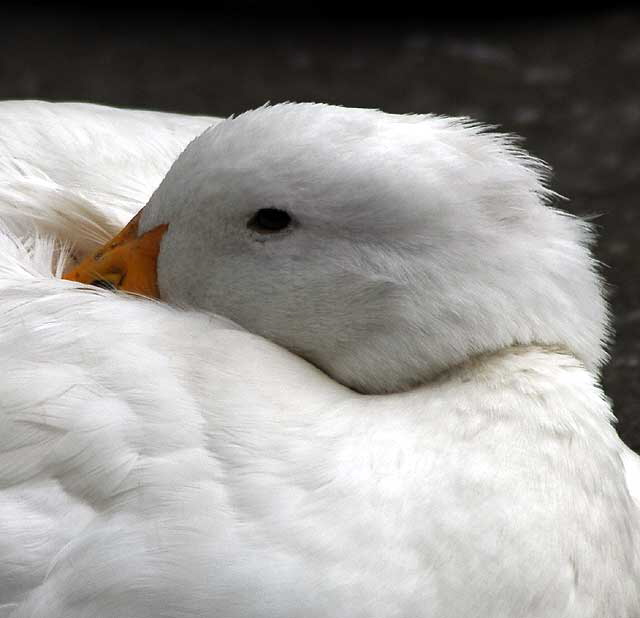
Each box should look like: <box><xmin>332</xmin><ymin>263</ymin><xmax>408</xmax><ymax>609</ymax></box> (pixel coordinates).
<box><xmin>0</xmin><ymin>100</ymin><xmax>638</xmax><ymax>618</ymax></box>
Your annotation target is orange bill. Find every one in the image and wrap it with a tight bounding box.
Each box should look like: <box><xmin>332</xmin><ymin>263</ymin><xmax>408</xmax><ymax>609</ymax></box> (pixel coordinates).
<box><xmin>62</xmin><ymin>210</ymin><xmax>168</xmax><ymax>298</ymax></box>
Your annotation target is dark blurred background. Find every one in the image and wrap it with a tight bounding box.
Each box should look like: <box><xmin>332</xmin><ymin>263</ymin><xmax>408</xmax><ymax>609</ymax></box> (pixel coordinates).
<box><xmin>2</xmin><ymin>9</ymin><xmax>639</xmax><ymax>450</ymax></box>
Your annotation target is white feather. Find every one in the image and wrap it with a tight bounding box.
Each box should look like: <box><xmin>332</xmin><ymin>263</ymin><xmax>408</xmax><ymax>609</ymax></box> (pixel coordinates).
<box><xmin>0</xmin><ymin>100</ymin><xmax>218</xmax><ymax>254</ymax></box>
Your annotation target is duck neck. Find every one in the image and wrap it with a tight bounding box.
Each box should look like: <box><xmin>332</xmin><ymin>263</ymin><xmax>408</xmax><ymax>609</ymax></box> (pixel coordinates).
<box><xmin>401</xmin><ymin>343</ymin><xmax>615</xmax><ymax>438</ymax></box>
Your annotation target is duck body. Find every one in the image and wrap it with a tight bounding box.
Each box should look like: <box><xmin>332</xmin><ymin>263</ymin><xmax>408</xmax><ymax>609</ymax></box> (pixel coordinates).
<box><xmin>1</xmin><ymin>269</ymin><xmax>638</xmax><ymax>618</ymax></box>
<box><xmin>0</xmin><ymin>101</ymin><xmax>639</xmax><ymax>617</ymax></box>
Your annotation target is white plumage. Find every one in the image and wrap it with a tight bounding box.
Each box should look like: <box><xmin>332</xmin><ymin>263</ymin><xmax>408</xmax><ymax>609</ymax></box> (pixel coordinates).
<box><xmin>0</xmin><ymin>100</ymin><xmax>638</xmax><ymax>617</ymax></box>
<box><xmin>0</xmin><ymin>100</ymin><xmax>218</xmax><ymax>252</ymax></box>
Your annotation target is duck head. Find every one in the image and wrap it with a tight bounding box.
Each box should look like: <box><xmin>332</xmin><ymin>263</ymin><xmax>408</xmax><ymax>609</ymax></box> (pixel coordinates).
<box><xmin>63</xmin><ymin>103</ymin><xmax>609</xmax><ymax>393</ymax></box>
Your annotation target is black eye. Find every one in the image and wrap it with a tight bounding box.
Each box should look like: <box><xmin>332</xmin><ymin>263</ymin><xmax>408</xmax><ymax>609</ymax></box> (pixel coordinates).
<box><xmin>90</xmin><ymin>279</ymin><xmax>116</xmax><ymax>291</ymax></box>
<box><xmin>247</xmin><ymin>208</ymin><xmax>292</xmax><ymax>233</ymax></box>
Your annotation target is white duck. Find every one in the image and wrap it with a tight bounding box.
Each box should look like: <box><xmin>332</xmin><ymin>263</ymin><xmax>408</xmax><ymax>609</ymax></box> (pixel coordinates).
<box><xmin>0</xmin><ymin>101</ymin><xmax>639</xmax><ymax>618</ymax></box>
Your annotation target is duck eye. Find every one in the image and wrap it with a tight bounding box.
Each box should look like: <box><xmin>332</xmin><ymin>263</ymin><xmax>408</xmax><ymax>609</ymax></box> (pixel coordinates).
<box><xmin>90</xmin><ymin>279</ymin><xmax>116</xmax><ymax>291</ymax></box>
<box><xmin>247</xmin><ymin>208</ymin><xmax>292</xmax><ymax>233</ymax></box>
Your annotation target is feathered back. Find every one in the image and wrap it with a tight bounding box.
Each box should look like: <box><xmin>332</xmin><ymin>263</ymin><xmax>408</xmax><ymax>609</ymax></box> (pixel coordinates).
<box><xmin>0</xmin><ymin>100</ymin><xmax>218</xmax><ymax>255</ymax></box>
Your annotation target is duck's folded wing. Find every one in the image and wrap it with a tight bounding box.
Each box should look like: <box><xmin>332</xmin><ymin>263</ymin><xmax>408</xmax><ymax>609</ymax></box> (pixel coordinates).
<box><xmin>0</xmin><ymin>230</ymin><xmax>231</xmax><ymax>614</ymax></box>
<box><xmin>0</xmin><ymin>101</ymin><xmax>219</xmax><ymax>255</ymax></box>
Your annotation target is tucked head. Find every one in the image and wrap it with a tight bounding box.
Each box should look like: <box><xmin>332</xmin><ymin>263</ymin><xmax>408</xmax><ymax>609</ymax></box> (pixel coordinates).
<box><xmin>63</xmin><ymin>103</ymin><xmax>609</xmax><ymax>393</ymax></box>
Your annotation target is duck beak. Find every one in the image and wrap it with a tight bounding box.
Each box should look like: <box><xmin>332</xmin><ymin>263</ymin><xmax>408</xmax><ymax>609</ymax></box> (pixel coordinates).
<box><xmin>62</xmin><ymin>210</ymin><xmax>168</xmax><ymax>298</ymax></box>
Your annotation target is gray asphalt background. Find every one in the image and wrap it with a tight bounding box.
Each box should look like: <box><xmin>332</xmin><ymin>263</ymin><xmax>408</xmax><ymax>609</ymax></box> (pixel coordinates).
<box><xmin>2</xmin><ymin>10</ymin><xmax>639</xmax><ymax>451</ymax></box>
